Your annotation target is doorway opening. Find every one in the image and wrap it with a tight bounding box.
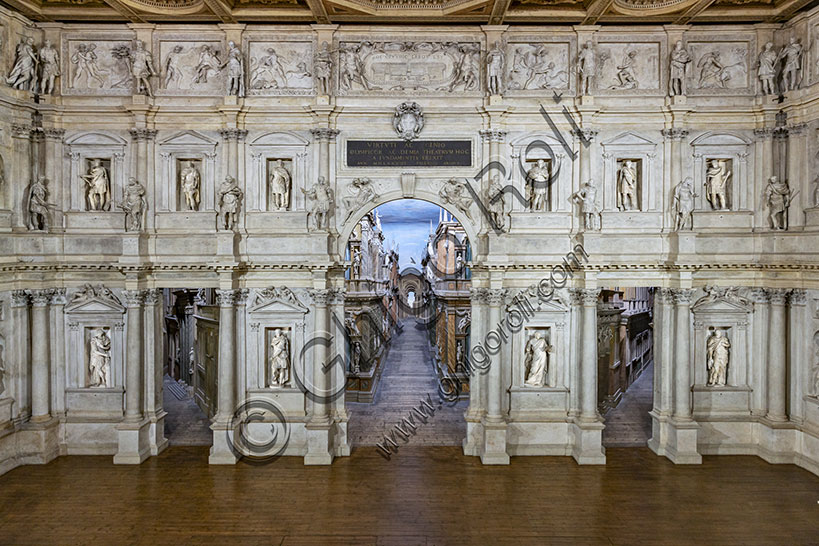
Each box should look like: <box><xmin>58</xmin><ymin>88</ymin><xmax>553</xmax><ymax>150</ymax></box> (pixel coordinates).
<box><xmin>343</xmin><ymin>199</ymin><xmax>472</xmax><ymax>449</ymax></box>
<box><xmin>161</xmin><ymin>288</ymin><xmax>215</xmax><ymax>447</ymax></box>
<box><xmin>600</xmin><ymin>287</ymin><xmax>655</xmax><ymax>448</ymax></box>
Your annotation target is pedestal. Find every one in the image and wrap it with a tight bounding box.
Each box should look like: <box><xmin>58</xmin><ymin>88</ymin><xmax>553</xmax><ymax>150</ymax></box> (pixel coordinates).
<box><xmin>113</xmin><ymin>418</ymin><xmax>151</xmax><ymax>464</ymax></box>
<box><xmin>131</xmin><ymin>94</ymin><xmax>148</xmax><ymax>105</ymax></box>
<box><xmin>668</xmin><ymin>230</ymin><xmax>696</xmax><ymax>255</ymax></box>
<box><xmin>480</xmin><ymin>420</ymin><xmax>509</xmax><ymax>465</ymax></box>
<box><xmin>570</xmin><ymin>420</ymin><xmax>606</xmax><ymax>465</ymax></box>
<box><xmin>664</xmin><ymin>418</ymin><xmax>702</xmax><ymax>464</ymax></box>
<box><xmin>223</xmin><ymin>95</ymin><xmax>238</xmax><ymax>106</ymax></box>
<box><xmin>332</xmin><ymin>420</ymin><xmax>350</xmax><ymax>457</ymax></box>
<box><xmin>148</xmin><ymin>409</ymin><xmax>169</xmax><ymax>456</ymax></box>
<box><xmin>209</xmin><ymin>421</ymin><xmax>238</xmax><ymax>465</ymax></box>
<box><xmin>487</xmin><ymin>94</ymin><xmax>504</xmax><ymax>106</ymax></box>
<box><xmin>648</xmin><ymin>410</ymin><xmax>669</xmax><ymax>456</ymax></box>
<box><xmin>216</xmin><ymin>230</ymin><xmax>238</xmax><ymax>257</ymax></box>
<box><xmin>20</xmin><ymin>416</ymin><xmax>60</xmax><ymax>465</ymax></box>
<box><xmin>120</xmin><ymin>233</ymin><xmax>147</xmax><ymax>259</ymax></box>
<box><xmin>805</xmin><ymin>207</ymin><xmax>819</xmax><ymax>226</ymax></box>
<box><xmin>0</xmin><ymin>398</ymin><xmax>13</xmax><ymax>427</ymax></box>
<box><xmin>316</xmin><ymin>95</ymin><xmax>330</xmax><ymax>106</ymax></box>
<box><xmin>578</xmin><ymin>95</ymin><xmax>595</xmax><ymax>106</ymax></box>
<box><xmin>462</xmin><ymin>417</ymin><xmax>483</xmax><ymax>457</ymax></box>
<box><xmin>667</xmin><ymin>95</ymin><xmax>687</xmax><ymax>106</ymax></box>
<box><xmin>304</xmin><ymin>421</ymin><xmax>334</xmax><ymax>465</ymax></box>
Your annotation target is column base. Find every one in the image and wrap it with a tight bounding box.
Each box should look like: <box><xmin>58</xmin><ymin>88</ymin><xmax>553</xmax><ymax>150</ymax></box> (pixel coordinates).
<box><xmin>148</xmin><ymin>410</ymin><xmax>169</xmax><ymax>457</ymax></box>
<box><xmin>113</xmin><ymin>418</ymin><xmax>152</xmax><ymax>465</ymax></box>
<box><xmin>304</xmin><ymin>421</ymin><xmax>334</xmax><ymax>465</ymax></box>
<box><xmin>20</xmin><ymin>415</ymin><xmax>60</xmax><ymax>465</ymax></box>
<box><xmin>209</xmin><ymin>420</ymin><xmax>238</xmax><ymax>465</ymax></box>
<box><xmin>755</xmin><ymin>418</ymin><xmax>798</xmax><ymax>464</ymax></box>
<box><xmin>462</xmin><ymin>415</ymin><xmax>483</xmax><ymax>457</ymax></box>
<box><xmin>571</xmin><ymin>419</ymin><xmax>606</xmax><ymax>465</ymax></box>
<box><xmin>332</xmin><ymin>420</ymin><xmax>350</xmax><ymax>457</ymax></box>
<box><xmin>479</xmin><ymin>419</ymin><xmax>509</xmax><ymax>465</ymax></box>
<box><xmin>664</xmin><ymin>417</ymin><xmax>702</xmax><ymax>464</ymax></box>
<box><xmin>647</xmin><ymin>410</ymin><xmax>669</xmax><ymax>456</ymax></box>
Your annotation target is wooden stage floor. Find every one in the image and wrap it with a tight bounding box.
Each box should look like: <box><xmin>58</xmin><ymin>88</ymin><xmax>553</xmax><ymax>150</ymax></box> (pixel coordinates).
<box><xmin>0</xmin><ymin>446</ymin><xmax>817</xmax><ymax>545</ymax></box>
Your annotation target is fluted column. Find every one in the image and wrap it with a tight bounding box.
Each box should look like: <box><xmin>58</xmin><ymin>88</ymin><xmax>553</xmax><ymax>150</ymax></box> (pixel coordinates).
<box><xmin>123</xmin><ymin>290</ymin><xmax>144</xmax><ymax>422</ymax></box>
<box><xmin>10</xmin><ymin>291</ymin><xmax>30</xmax><ymax>414</ymax></box>
<box><xmin>310</xmin><ymin>289</ymin><xmax>331</xmax><ymax>423</ymax></box>
<box><xmin>485</xmin><ymin>289</ymin><xmax>506</xmax><ymax>423</ymax></box>
<box><xmin>766</xmin><ymin>288</ymin><xmax>788</xmax><ymax>422</ymax></box>
<box><xmin>662</xmin><ymin>128</ymin><xmax>688</xmax><ymax>187</ymax></box>
<box><xmin>579</xmin><ymin>288</ymin><xmax>600</xmax><ymax>421</ymax></box>
<box><xmin>672</xmin><ymin>289</ymin><xmax>694</xmax><ymax>420</ymax></box>
<box><xmin>215</xmin><ymin>289</ymin><xmax>236</xmax><ymax>422</ymax></box>
<box><xmin>29</xmin><ymin>289</ymin><xmax>52</xmax><ymax>421</ymax></box>
<box><xmin>130</xmin><ymin>128</ymin><xmax>157</xmax><ymax>186</ymax></box>
<box><xmin>652</xmin><ymin>288</ymin><xmax>675</xmax><ymax>416</ymax></box>
<box><xmin>219</xmin><ymin>129</ymin><xmax>247</xmax><ymax>179</ymax></box>
<box><xmin>788</xmin><ymin>289</ymin><xmax>808</xmax><ymax>422</ymax></box>
<box><xmin>575</xmin><ymin>128</ymin><xmax>598</xmax><ymax>187</ymax></box>
<box><xmin>310</xmin><ymin>128</ymin><xmax>339</xmax><ymax>185</ymax></box>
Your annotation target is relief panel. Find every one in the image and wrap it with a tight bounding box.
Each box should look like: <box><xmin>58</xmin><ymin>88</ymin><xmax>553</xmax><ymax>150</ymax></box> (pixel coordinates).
<box><xmin>687</xmin><ymin>39</ymin><xmax>753</xmax><ymax>95</ymax></box>
<box><xmin>61</xmin><ymin>34</ymin><xmax>135</xmax><ymax>96</ymax></box>
<box><xmin>597</xmin><ymin>41</ymin><xmax>662</xmax><ymax>94</ymax></box>
<box><xmin>504</xmin><ymin>39</ymin><xmax>573</xmax><ymax>94</ymax></box>
<box><xmin>245</xmin><ymin>39</ymin><xmax>314</xmax><ymax>95</ymax></box>
<box><xmin>153</xmin><ymin>37</ymin><xmax>225</xmax><ymax>96</ymax></box>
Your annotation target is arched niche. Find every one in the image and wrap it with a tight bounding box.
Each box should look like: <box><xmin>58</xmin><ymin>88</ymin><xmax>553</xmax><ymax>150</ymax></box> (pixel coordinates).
<box><xmin>246</xmin><ymin>131</ymin><xmax>311</xmax><ymax>216</ymax></box>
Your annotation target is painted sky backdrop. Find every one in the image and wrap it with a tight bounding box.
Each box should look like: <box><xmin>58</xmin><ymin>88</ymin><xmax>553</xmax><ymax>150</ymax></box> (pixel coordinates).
<box><xmin>374</xmin><ymin>199</ymin><xmax>446</xmax><ymax>271</ymax></box>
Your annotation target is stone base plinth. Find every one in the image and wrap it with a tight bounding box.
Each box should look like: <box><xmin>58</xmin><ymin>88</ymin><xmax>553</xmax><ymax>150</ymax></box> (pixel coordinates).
<box><xmin>570</xmin><ymin>419</ymin><xmax>606</xmax><ymax>465</ymax></box>
<box><xmin>114</xmin><ymin>418</ymin><xmax>152</xmax><ymax>464</ymax></box>
<box><xmin>480</xmin><ymin>419</ymin><xmax>509</xmax><ymax>465</ymax></box>
<box><xmin>805</xmin><ymin>207</ymin><xmax>819</xmax><ymax>226</ymax></box>
<box><xmin>148</xmin><ymin>410</ymin><xmax>169</xmax><ymax>456</ymax></box>
<box><xmin>304</xmin><ymin>421</ymin><xmax>334</xmax><ymax>465</ymax></box>
<box><xmin>664</xmin><ymin>417</ymin><xmax>702</xmax><ymax>464</ymax></box>
<box><xmin>216</xmin><ymin>230</ymin><xmax>238</xmax><ymax>257</ymax></box>
<box><xmin>209</xmin><ymin>421</ymin><xmax>238</xmax><ymax>464</ymax></box>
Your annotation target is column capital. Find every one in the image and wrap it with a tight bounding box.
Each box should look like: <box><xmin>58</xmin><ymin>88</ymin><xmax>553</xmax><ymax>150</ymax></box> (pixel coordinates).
<box><xmin>753</xmin><ymin>127</ymin><xmax>773</xmax><ymax>140</ymax></box>
<box><xmin>44</xmin><ymin>128</ymin><xmax>65</xmax><ymax>141</ymax></box>
<box><xmin>215</xmin><ymin>289</ymin><xmax>238</xmax><ymax>306</ymax></box>
<box><xmin>486</xmin><ymin>288</ymin><xmax>508</xmax><ymax>307</ymax></box>
<box><xmin>28</xmin><ymin>289</ymin><xmax>54</xmax><ymax>306</ymax></box>
<box><xmin>479</xmin><ymin>129</ymin><xmax>507</xmax><ymax>143</ymax></box>
<box><xmin>11</xmin><ymin>290</ymin><xmax>29</xmax><ymax>308</ymax></box>
<box><xmin>218</xmin><ymin>128</ymin><xmax>248</xmax><ymax>142</ymax></box>
<box><xmin>142</xmin><ymin>288</ymin><xmax>162</xmax><ymax>305</ymax></box>
<box><xmin>747</xmin><ymin>287</ymin><xmax>769</xmax><ymax>304</ymax></box>
<box><xmin>11</xmin><ymin>124</ymin><xmax>32</xmax><ymax>139</ymax></box>
<box><xmin>234</xmin><ymin>288</ymin><xmax>250</xmax><ymax>306</ymax></box>
<box><xmin>670</xmin><ymin>288</ymin><xmax>695</xmax><ymax>305</ymax></box>
<box><xmin>571</xmin><ymin>128</ymin><xmax>598</xmax><ymax>142</ymax></box>
<box><xmin>470</xmin><ymin>287</ymin><xmax>491</xmax><ymax>305</ymax></box>
<box><xmin>787</xmin><ymin>289</ymin><xmax>807</xmax><ymax>306</ymax></box>
<box><xmin>772</xmin><ymin>126</ymin><xmax>789</xmax><ymax>141</ymax></box>
<box><xmin>766</xmin><ymin>288</ymin><xmax>788</xmax><ymax>305</ymax></box>
<box><xmin>656</xmin><ymin>287</ymin><xmax>675</xmax><ymax>304</ymax></box>
<box><xmin>580</xmin><ymin>288</ymin><xmax>600</xmax><ymax>306</ymax></box>
<box><xmin>123</xmin><ymin>289</ymin><xmax>144</xmax><ymax>307</ymax></box>
<box><xmin>129</xmin><ymin>128</ymin><xmax>158</xmax><ymax>142</ymax></box>
<box><xmin>307</xmin><ymin>288</ymin><xmax>332</xmax><ymax>306</ymax></box>
<box><xmin>50</xmin><ymin>288</ymin><xmax>67</xmax><ymax>305</ymax></box>
<box><xmin>310</xmin><ymin>128</ymin><xmax>340</xmax><ymax>142</ymax></box>
<box><xmin>661</xmin><ymin>128</ymin><xmax>688</xmax><ymax>140</ymax></box>
<box><xmin>788</xmin><ymin>123</ymin><xmax>807</xmax><ymax>136</ymax></box>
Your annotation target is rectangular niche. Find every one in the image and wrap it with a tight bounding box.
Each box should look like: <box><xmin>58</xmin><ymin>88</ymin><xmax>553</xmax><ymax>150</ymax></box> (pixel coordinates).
<box><xmin>521</xmin><ymin>326</ymin><xmax>556</xmax><ymax>389</ymax></box>
<box><xmin>265</xmin><ymin>327</ymin><xmax>292</xmax><ymax>388</ymax></box>
<box><xmin>81</xmin><ymin>157</ymin><xmax>113</xmax><ymax>211</ymax></box>
<box><xmin>176</xmin><ymin>158</ymin><xmax>203</xmax><ymax>211</ymax></box>
<box><xmin>84</xmin><ymin>326</ymin><xmax>112</xmax><ymax>388</ymax></box>
<box><xmin>266</xmin><ymin>158</ymin><xmax>294</xmax><ymax>212</ymax></box>
<box><xmin>615</xmin><ymin>158</ymin><xmax>642</xmax><ymax>211</ymax></box>
<box><xmin>523</xmin><ymin>158</ymin><xmax>553</xmax><ymax>212</ymax></box>
<box><xmin>702</xmin><ymin>157</ymin><xmax>734</xmax><ymax>211</ymax></box>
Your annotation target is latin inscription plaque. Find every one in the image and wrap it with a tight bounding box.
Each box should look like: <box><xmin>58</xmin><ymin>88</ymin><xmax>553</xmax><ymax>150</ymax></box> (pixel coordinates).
<box><xmin>347</xmin><ymin>140</ymin><xmax>472</xmax><ymax>167</ymax></box>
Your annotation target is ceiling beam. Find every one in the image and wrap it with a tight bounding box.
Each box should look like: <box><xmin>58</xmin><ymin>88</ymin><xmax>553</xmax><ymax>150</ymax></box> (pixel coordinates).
<box><xmin>772</xmin><ymin>0</ymin><xmax>818</xmax><ymax>22</ymax></box>
<box><xmin>305</xmin><ymin>0</ymin><xmax>330</xmax><ymax>23</ymax></box>
<box><xmin>203</xmin><ymin>0</ymin><xmax>237</xmax><ymax>23</ymax></box>
<box><xmin>2</xmin><ymin>0</ymin><xmax>48</xmax><ymax>21</ymax></box>
<box><xmin>582</xmin><ymin>0</ymin><xmax>613</xmax><ymax>24</ymax></box>
<box><xmin>488</xmin><ymin>0</ymin><xmax>511</xmax><ymax>25</ymax></box>
<box><xmin>673</xmin><ymin>0</ymin><xmax>716</xmax><ymax>24</ymax></box>
<box><xmin>99</xmin><ymin>0</ymin><xmax>147</xmax><ymax>22</ymax></box>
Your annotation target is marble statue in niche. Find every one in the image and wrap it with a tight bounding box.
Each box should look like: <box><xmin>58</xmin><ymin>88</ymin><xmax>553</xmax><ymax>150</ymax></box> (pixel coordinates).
<box><xmin>81</xmin><ymin>159</ymin><xmax>111</xmax><ymax>211</ymax></box>
<box><xmin>27</xmin><ymin>176</ymin><xmax>52</xmax><ymax>231</ymax></box>
<box><xmin>269</xmin><ymin>329</ymin><xmax>290</xmax><ymax>387</ymax></box>
<box><xmin>706</xmin><ymin>328</ymin><xmax>730</xmax><ymax>387</ymax></box>
<box><xmin>179</xmin><ymin>160</ymin><xmax>201</xmax><ymax>211</ymax></box>
<box><xmin>313</xmin><ymin>41</ymin><xmax>333</xmax><ymax>95</ymax></box>
<box><xmin>6</xmin><ymin>37</ymin><xmax>37</xmax><ymax>91</ymax></box>
<box><xmin>438</xmin><ymin>178</ymin><xmax>474</xmax><ymax>221</ymax></box>
<box><xmin>194</xmin><ymin>45</ymin><xmax>221</xmax><ymax>83</ymax></box>
<box><xmin>524</xmin><ymin>330</ymin><xmax>554</xmax><ymax>388</ymax></box>
<box><xmin>88</xmin><ymin>328</ymin><xmax>111</xmax><ymax>388</ymax></box>
<box><xmin>119</xmin><ymin>177</ymin><xmax>147</xmax><ymax>232</ymax></box>
<box><xmin>352</xmin><ymin>248</ymin><xmax>362</xmax><ymax>278</ymax></box>
<box><xmin>578</xmin><ymin>41</ymin><xmax>596</xmax><ymax>95</ymax></box>
<box><xmin>673</xmin><ymin>177</ymin><xmax>697</xmax><ymax>231</ymax></box>
<box><xmin>507</xmin><ymin>44</ymin><xmax>568</xmax><ymax>91</ymax></box>
<box><xmin>617</xmin><ymin>159</ymin><xmax>639</xmax><ymax>211</ymax></box>
<box><xmin>268</xmin><ymin>159</ymin><xmax>291</xmax><ymax>211</ymax></box>
<box><xmin>38</xmin><ymin>40</ymin><xmax>60</xmax><ymax>95</ymax></box>
<box><xmin>342</xmin><ymin>177</ymin><xmax>379</xmax><ymax>222</ymax></box>
<box><xmin>572</xmin><ymin>180</ymin><xmax>601</xmax><ymax>231</ymax></box>
<box><xmin>669</xmin><ymin>41</ymin><xmax>691</xmax><ymax>96</ymax></box>
<box><xmin>526</xmin><ymin>159</ymin><xmax>550</xmax><ymax>212</ymax></box>
<box><xmin>130</xmin><ymin>40</ymin><xmax>156</xmax><ymax>97</ymax></box>
<box><xmin>393</xmin><ymin>101</ymin><xmax>424</xmax><ymax>141</ymax></box>
<box><xmin>486</xmin><ymin>175</ymin><xmax>508</xmax><ymax>231</ymax></box>
<box><xmin>757</xmin><ymin>42</ymin><xmax>778</xmax><ymax>96</ymax></box>
<box><xmin>704</xmin><ymin>159</ymin><xmax>731</xmax><ymax>210</ymax></box>
<box><xmin>302</xmin><ymin>176</ymin><xmax>333</xmax><ymax>231</ymax></box>
<box><xmin>70</xmin><ymin>43</ymin><xmax>106</xmax><ymax>89</ymax></box>
<box><xmin>225</xmin><ymin>41</ymin><xmax>245</xmax><ymax>97</ymax></box>
<box><xmin>217</xmin><ymin>175</ymin><xmax>243</xmax><ymax>230</ymax></box>
<box><xmin>609</xmin><ymin>50</ymin><xmax>638</xmax><ymax>89</ymax></box>
<box><xmin>764</xmin><ymin>176</ymin><xmax>793</xmax><ymax>230</ymax></box>
<box><xmin>486</xmin><ymin>41</ymin><xmax>505</xmax><ymax>95</ymax></box>
<box><xmin>249</xmin><ymin>47</ymin><xmax>288</xmax><ymax>89</ymax></box>
<box><xmin>776</xmin><ymin>37</ymin><xmax>803</xmax><ymax>92</ymax></box>
<box><xmin>163</xmin><ymin>45</ymin><xmax>185</xmax><ymax>89</ymax></box>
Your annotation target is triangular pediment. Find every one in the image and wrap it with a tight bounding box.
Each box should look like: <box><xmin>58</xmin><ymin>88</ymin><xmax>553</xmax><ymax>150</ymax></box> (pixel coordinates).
<box><xmin>692</xmin><ymin>296</ymin><xmax>750</xmax><ymax>313</ymax></box>
<box><xmin>159</xmin><ymin>130</ymin><xmax>218</xmax><ymax>147</ymax></box>
<box><xmin>250</xmin><ymin>286</ymin><xmax>308</xmax><ymax>314</ymax></box>
<box><xmin>251</xmin><ymin>299</ymin><xmax>308</xmax><ymax>315</ymax></box>
<box><xmin>603</xmin><ymin>131</ymin><xmax>656</xmax><ymax>147</ymax></box>
<box><xmin>66</xmin><ymin>297</ymin><xmax>125</xmax><ymax>315</ymax></box>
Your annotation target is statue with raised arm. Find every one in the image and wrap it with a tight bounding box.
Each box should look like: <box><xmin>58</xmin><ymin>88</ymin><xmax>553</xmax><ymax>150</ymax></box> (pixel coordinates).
<box><xmin>88</xmin><ymin>328</ymin><xmax>111</xmax><ymax>388</ymax></box>
<box><xmin>302</xmin><ymin>176</ymin><xmax>334</xmax><ymax>231</ymax></box>
<box><xmin>776</xmin><ymin>37</ymin><xmax>803</xmax><ymax>92</ymax></box>
<box><xmin>81</xmin><ymin>159</ymin><xmax>111</xmax><ymax>211</ymax></box>
<box><xmin>705</xmin><ymin>159</ymin><xmax>731</xmax><ymax>210</ymax></box>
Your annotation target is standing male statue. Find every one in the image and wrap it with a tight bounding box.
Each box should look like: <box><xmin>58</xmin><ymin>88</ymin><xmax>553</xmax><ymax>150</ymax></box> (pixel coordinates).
<box><xmin>524</xmin><ymin>330</ymin><xmax>553</xmax><ymax>388</ymax></box>
<box><xmin>526</xmin><ymin>159</ymin><xmax>550</xmax><ymax>212</ymax></box>
<box><xmin>572</xmin><ymin>180</ymin><xmax>601</xmax><ymax>231</ymax></box>
<box><xmin>180</xmin><ymin>161</ymin><xmax>201</xmax><ymax>211</ymax></box>
<box><xmin>486</xmin><ymin>41</ymin><xmax>505</xmax><ymax>96</ymax></box>
<box><xmin>119</xmin><ymin>177</ymin><xmax>148</xmax><ymax>232</ymax></box>
<box><xmin>268</xmin><ymin>159</ymin><xmax>291</xmax><ymax>211</ymax></box>
<box><xmin>669</xmin><ymin>41</ymin><xmax>691</xmax><ymax>97</ymax></box>
<box><xmin>757</xmin><ymin>42</ymin><xmax>778</xmax><ymax>96</ymax></box>
<box><xmin>269</xmin><ymin>329</ymin><xmax>290</xmax><ymax>387</ymax></box>
<box><xmin>617</xmin><ymin>160</ymin><xmax>638</xmax><ymax>211</ymax></box>
<box><xmin>776</xmin><ymin>37</ymin><xmax>803</xmax><ymax>92</ymax></box>
<box><xmin>764</xmin><ymin>175</ymin><xmax>794</xmax><ymax>230</ymax></box>
<box><xmin>217</xmin><ymin>175</ymin><xmax>243</xmax><ymax>230</ymax></box>
<box><xmin>38</xmin><ymin>40</ymin><xmax>61</xmax><ymax>95</ymax></box>
<box><xmin>223</xmin><ymin>41</ymin><xmax>245</xmax><ymax>97</ymax></box>
<box><xmin>578</xmin><ymin>41</ymin><xmax>596</xmax><ymax>96</ymax></box>
<box><xmin>81</xmin><ymin>159</ymin><xmax>111</xmax><ymax>211</ymax></box>
<box><xmin>130</xmin><ymin>40</ymin><xmax>156</xmax><ymax>97</ymax></box>
<box><xmin>313</xmin><ymin>41</ymin><xmax>333</xmax><ymax>95</ymax></box>
<box><xmin>705</xmin><ymin>159</ymin><xmax>731</xmax><ymax>210</ymax></box>
<box><xmin>88</xmin><ymin>328</ymin><xmax>111</xmax><ymax>388</ymax></box>
<box><xmin>706</xmin><ymin>329</ymin><xmax>730</xmax><ymax>387</ymax></box>
<box><xmin>301</xmin><ymin>176</ymin><xmax>334</xmax><ymax>231</ymax></box>
<box><xmin>672</xmin><ymin>177</ymin><xmax>697</xmax><ymax>231</ymax></box>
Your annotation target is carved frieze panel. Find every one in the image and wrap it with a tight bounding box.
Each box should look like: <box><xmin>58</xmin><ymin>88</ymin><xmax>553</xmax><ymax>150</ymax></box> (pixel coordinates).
<box><xmin>334</xmin><ymin>37</ymin><xmax>482</xmax><ymax>96</ymax></box>
<box><xmin>61</xmin><ymin>33</ymin><xmax>135</xmax><ymax>96</ymax></box>
<box><xmin>504</xmin><ymin>37</ymin><xmax>574</xmax><ymax>95</ymax></box>
<box><xmin>152</xmin><ymin>35</ymin><xmax>225</xmax><ymax>96</ymax></box>
<box><xmin>686</xmin><ymin>37</ymin><xmax>754</xmax><ymax>95</ymax></box>
<box><xmin>244</xmin><ymin>37</ymin><xmax>314</xmax><ymax>96</ymax></box>
<box><xmin>597</xmin><ymin>40</ymin><xmax>663</xmax><ymax>94</ymax></box>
